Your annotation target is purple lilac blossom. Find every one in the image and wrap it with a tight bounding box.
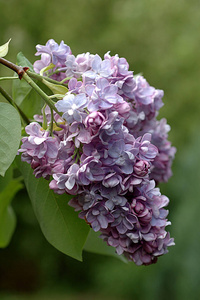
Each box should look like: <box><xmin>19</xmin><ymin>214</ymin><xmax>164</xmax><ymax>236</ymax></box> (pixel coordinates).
<box><xmin>33</xmin><ymin>39</ymin><xmax>71</xmax><ymax>81</ymax></box>
<box><xmin>55</xmin><ymin>93</ymin><xmax>88</xmax><ymax>124</ymax></box>
<box><xmin>19</xmin><ymin>39</ymin><xmax>176</xmax><ymax>266</ymax></box>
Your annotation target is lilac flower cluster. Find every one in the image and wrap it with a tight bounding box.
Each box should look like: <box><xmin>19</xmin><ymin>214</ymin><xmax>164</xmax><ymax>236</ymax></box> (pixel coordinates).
<box><xmin>19</xmin><ymin>39</ymin><xmax>175</xmax><ymax>265</ymax></box>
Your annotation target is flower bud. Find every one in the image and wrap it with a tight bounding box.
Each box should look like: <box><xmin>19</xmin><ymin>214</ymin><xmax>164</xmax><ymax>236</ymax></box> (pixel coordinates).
<box><xmin>85</xmin><ymin>111</ymin><xmax>105</xmax><ymax>134</ymax></box>
<box><xmin>134</xmin><ymin>160</ymin><xmax>150</xmax><ymax>176</ymax></box>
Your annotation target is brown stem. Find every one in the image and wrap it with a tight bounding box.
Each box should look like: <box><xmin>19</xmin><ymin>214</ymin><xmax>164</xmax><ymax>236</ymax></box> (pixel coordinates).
<box><xmin>0</xmin><ymin>56</ymin><xmax>61</xmax><ymax>115</ymax></box>
<box><xmin>0</xmin><ymin>57</ymin><xmax>27</xmax><ymax>79</ymax></box>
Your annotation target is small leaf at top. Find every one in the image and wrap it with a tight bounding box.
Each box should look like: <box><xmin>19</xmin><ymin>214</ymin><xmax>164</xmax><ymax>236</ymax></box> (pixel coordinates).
<box><xmin>0</xmin><ymin>39</ymin><xmax>11</xmax><ymax>58</ymax></box>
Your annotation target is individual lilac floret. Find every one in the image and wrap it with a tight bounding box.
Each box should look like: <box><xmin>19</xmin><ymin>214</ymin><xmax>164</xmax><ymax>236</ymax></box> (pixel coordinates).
<box><xmin>86</xmin><ymin>78</ymin><xmax>123</xmax><ymax>112</ymax></box>
<box><xmin>134</xmin><ymin>160</ymin><xmax>150</xmax><ymax>177</ymax></box>
<box><xmin>33</xmin><ymin>54</ymin><xmax>51</xmax><ymax>74</ymax></box>
<box><xmin>85</xmin><ymin>111</ymin><xmax>105</xmax><ymax>135</ymax></box>
<box><xmin>150</xmin><ymin>118</ymin><xmax>176</xmax><ymax>183</ymax></box>
<box><xmin>83</xmin><ymin>54</ymin><xmax>113</xmax><ymax>80</ymax></box>
<box><xmin>35</xmin><ymin>39</ymin><xmax>71</xmax><ymax>65</ymax></box>
<box><xmin>55</xmin><ymin>93</ymin><xmax>88</xmax><ymax>124</ymax></box>
<box><xmin>19</xmin><ymin>122</ymin><xmax>59</xmax><ymax>161</ymax></box>
<box><xmin>133</xmin><ymin>76</ymin><xmax>158</xmax><ymax>105</ymax></box>
<box><xmin>111</xmin><ymin>205</ymin><xmax>137</xmax><ymax>234</ymax></box>
<box><xmin>18</xmin><ymin>122</ymin><xmax>60</xmax><ymax>179</ymax></box>
<box><xmin>65</xmin><ymin>53</ymin><xmax>94</xmax><ymax>78</ymax></box>
<box><xmin>80</xmin><ymin>202</ymin><xmax>114</xmax><ymax>232</ymax></box>
<box><xmin>137</xmin><ymin>133</ymin><xmax>158</xmax><ymax>161</ymax></box>
<box><xmin>50</xmin><ymin>164</ymin><xmax>80</xmax><ymax>195</ymax></box>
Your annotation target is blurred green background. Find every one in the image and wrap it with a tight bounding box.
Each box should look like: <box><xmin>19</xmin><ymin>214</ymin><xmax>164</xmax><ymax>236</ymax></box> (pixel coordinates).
<box><xmin>0</xmin><ymin>0</ymin><xmax>200</xmax><ymax>299</ymax></box>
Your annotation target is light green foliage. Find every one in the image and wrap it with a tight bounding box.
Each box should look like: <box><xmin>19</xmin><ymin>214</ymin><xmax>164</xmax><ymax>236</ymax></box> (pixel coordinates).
<box><xmin>0</xmin><ymin>103</ymin><xmax>21</xmax><ymax>176</ymax></box>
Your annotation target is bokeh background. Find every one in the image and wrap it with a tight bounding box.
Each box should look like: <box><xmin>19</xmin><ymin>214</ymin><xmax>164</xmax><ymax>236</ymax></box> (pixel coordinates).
<box><xmin>0</xmin><ymin>0</ymin><xmax>200</xmax><ymax>299</ymax></box>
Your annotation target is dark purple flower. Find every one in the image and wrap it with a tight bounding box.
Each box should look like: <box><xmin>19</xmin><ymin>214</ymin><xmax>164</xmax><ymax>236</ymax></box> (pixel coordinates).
<box><xmin>130</xmin><ymin>196</ymin><xmax>152</xmax><ymax>227</ymax></box>
<box><xmin>81</xmin><ymin>202</ymin><xmax>114</xmax><ymax>232</ymax></box>
<box><xmin>111</xmin><ymin>205</ymin><xmax>137</xmax><ymax>234</ymax></box>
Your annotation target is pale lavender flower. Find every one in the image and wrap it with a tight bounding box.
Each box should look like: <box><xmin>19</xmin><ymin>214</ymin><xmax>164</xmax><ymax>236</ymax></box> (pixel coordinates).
<box><xmin>55</xmin><ymin>93</ymin><xmax>88</xmax><ymax>124</ymax></box>
<box><xmin>133</xmin><ymin>76</ymin><xmax>157</xmax><ymax>105</ymax></box>
<box><xmin>86</xmin><ymin>78</ymin><xmax>123</xmax><ymax>111</ymax></box>
<box><xmin>19</xmin><ymin>122</ymin><xmax>59</xmax><ymax>161</ymax></box>
<box><xmin>65</xmin><ymin>52</ymin><xmax>94</xmax><ymax>77</ymax></box>
<box><xmin>35</xmin><ymin>39</ymin><xmax>71</xmax><ymax>65</ymax></box>
<box><xmin>83</xmin><ymin>54</ymin><xmax>113</xmax><ymax>80</ymax></box>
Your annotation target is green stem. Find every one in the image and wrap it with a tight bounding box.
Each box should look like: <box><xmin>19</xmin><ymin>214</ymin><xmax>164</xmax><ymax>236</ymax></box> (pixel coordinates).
<box><xmin>0</xmin><ymin>57</ymin><xmax>62</xmax><ymax>116</ymax></box>
<box><xmin>0</xmin><ymin>76</ymin><xmax>18</xmax><ymax>81</ymax></box>
<box><xmin>26</xmin><ymin>70</ymin><xmax>68</xmax><ymax>87</ymax></box>
<box><xmin>48</xmin><ymin>108</ymin><xmax>54</xmax><ymax>136</ymax></box>
<box><xmin>0</xmin><ymin>85</ymin><xmax>30</xmax><ymax>125</ymax></box>
<box><xmin>42</xmin><ymin>104</ymin><xmax>47</xmax><ymax>130</ymax></box>
<box><xmin>22</xmin><ymin>72</ymin><xmax>62</xmax><ymax>116</ymax></box>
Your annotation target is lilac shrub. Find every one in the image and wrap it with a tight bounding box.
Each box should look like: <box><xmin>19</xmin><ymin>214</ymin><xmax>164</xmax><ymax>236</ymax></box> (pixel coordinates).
<box><xmin>19</xmin><ymin>39</ymin><xmax>176</xmax><ymax>265</ymax></box>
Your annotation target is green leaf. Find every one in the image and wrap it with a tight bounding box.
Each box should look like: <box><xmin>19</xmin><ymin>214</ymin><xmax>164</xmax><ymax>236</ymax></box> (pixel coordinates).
<box><xmin>0</xmin><ymin>166</ymin><xmax>13</xmax><ymax>193</ymax></box>
<box><xmin>15</xmin><ymin>86</ymin><xmax>43</xmax><ymax>119</ymax></box>
<box><xmin>0</xmin><ymin>178</ymin><xmax>23</xmax><ymax>247</ymax></box>
<box><xmin>12</xmin><ymin>53</ymin><xmax>49</xmax><ymax>119</ymax></box>
<box><xmin>0</xmin><ymin>39</ymin><xmax>11</xmax><ymax>58</ymax></box>
<box><xmin>12</xmin><ymin>77</ymin><xmax>32</xmax><ymax>106</ymax></box>
<box><xmin>43</xmin><ymin>79</ymin><xmax>68</xmax><ymax>96</ymax></box>
<box><xmin>0</xmin><ymin>103</ymin><xmax>21</xmax><ymax>176</ymax></box>
<box><xmin>16</xmin><ymin>158</ymin><xmax>90</xmax><ymax>261</ymax></box>
<box><xmin>84</xmin><ymin>230</ymin><xmax>128</xmax><ymax>263</ymax></box>
<box><xmin>12</xmin><ymin>53</ymin><xmax>33</xmax><ymax>106</ymax></box>
<box><xmin>16</xmin><ymin>52</ymin><xmax>34</xmax><ymax>71</ymax></box>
